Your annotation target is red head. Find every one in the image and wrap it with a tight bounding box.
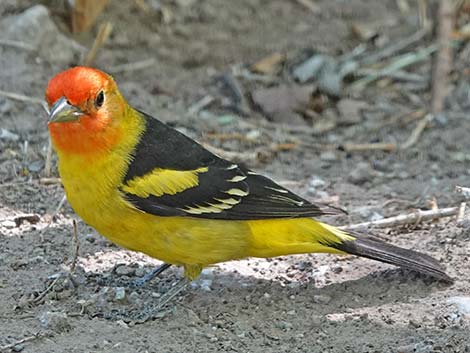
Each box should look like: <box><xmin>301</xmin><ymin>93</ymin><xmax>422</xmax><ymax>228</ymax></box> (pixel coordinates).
<box><xmin>46</xmin><ymin>67</ymin><xmax>128</xmax><ymax>156</ymax></box>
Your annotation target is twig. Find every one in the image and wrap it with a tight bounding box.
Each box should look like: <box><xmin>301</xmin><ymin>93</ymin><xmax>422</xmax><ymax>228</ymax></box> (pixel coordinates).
<box><xmin>352</xmin><ymin>44</ymin><xmax>437</xmax><ymax>89</ymax></box>
<box><xmin>431</xmin><ymin>0</ymin><xmax>455</xmax><ymax>114</ymax></box>
<box><xmin>83</xmin><ymin>21</ymin><xmax>113</xmax><ymax>66</ymax></box>
<box><xmin>0</xmin><ymin>90</ymin><xmax>43</xmax><ymax>104</ymax></box>
<box><xmin>70</xmin><ymin>220</ymin><xmax>79</xmax><ymax>273</ymax></box>
<box><xmin>400</xmin><ymin>113</ymin><xmax>434</xmax><ymax>149</ymax></box>
<box><xmin>0</xmin><ymin>39</ymin><xmax>36</xmax><ymax>51</ymax></box>
<box><xmin>39</xmin><ymin>194</ymin><xmax>67</xmax><ymax>239</ymax></box>
<box><xmin>30</xmin><ymin>277</ymin><xmax>60</xmax><ymax>305</ymax></box>
<box><xmin>341</xmin><ymin>142</ymin><xmax>397</xmax><ymax>152</ymax></box>
<box><xmin>360</xmin><ymin>28</ymin><xmax>429</xmax><ymax>65</ymax></box>
<box><xmin>0</xmin><ymin>333</ymin><xmax>44</xmax><ymax>352</ymax></box>
<box><xmin>355</xmin><ymin>68</ymin><xmax>426</xmax><ymax>83</ymax></box>
<box><xmin>187</xmin><ymin>95</ymin><xmax>215</xmax><ymax>116</ymax></box>
<box><xmin>418</xmin><ymin>0</ymin><xmax>430</xmax><ymax>29</ymax></box>
<box><xmin>375</xmin><ymin>109</ymin><xmax>426</xmax><ymax>130</ymax></box>
<box><xmin>221</xmin><ymin>72</ymin><xmax>250</xmax><ymax>116</ymax></box>
<box><xmin>108</xmin><ymin>58</ymin><xmax>156</xmax><ymax>74</ymax></box>
<box><xmin>341</xmin><ymin>207</ymin><xmax>458</xmax><ymax>231</ymax></box>
<box><xmin>39</xmin><ymin>177</ymin><xmax>61</xmax><ymax>185</ymax></box>
<box><xmin>457</xmin><ymin>202</ymin><xmax>466</xmax><ymax>223</ymax></box>
<box><xmin>232</xmin><ymin>66</ymin><xmax>280</xmax><ymax>84</ymax></box>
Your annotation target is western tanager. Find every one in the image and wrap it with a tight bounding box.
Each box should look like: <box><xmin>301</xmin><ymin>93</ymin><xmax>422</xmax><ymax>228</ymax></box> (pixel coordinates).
<box><xmin>46</xmin><ymin>66</ymin><xmax>451</xmax><ymax>283</ymax></box>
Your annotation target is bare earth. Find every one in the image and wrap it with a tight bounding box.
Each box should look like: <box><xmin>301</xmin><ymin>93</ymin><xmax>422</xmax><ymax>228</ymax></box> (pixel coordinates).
<box><xmin>1</xmin><ymin>1</ymin><xmax>470</xmax><ymax>352</ymax></box>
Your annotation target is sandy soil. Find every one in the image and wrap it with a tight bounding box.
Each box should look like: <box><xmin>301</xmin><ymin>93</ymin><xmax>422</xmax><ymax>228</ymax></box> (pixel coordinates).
<box><xmin>1</xmin><ymin>1</ymin><xmax>470</xmax><ymax>352</ymax></box>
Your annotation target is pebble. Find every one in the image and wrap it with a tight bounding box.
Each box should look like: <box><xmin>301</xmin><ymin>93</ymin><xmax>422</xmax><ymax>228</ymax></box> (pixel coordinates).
<box><xmin>312</xmin><ymin>294</ymin><xmax>332</xmax><ymax>305</ymax></box>
<box><xmin>135</xmin><ymin>267</ymin><xmax>146</xmax><ymax>277</ymax></box>
<box><xmin>115</xmin><ymin>265</ymin><xmax>135</xmax><ymax>276</ymax></box>
<box><xmin>2</xmin><ymin>5</ymin><xmax>83</xmax><ymax>63</ymax></box>
<box><xmin>38</xmin><ymin>311</ymin><xmax>71</xmax><ymax>332</ymax></box>
<box><xmin>348</xmin><ymin>162</ymin><xmax>373</xmax><ymax>185</ymax></box>
<box><xmin>12</xmin><ymin>344</ymin><xmax>24</xmax><ymax>352</ymax></box>
<box><xmin>1</xmin><ymin>220</ymin><xmax>17</xmax><ymax>229</ymax></box>
<box><xmin>0</xmin><ymin>128</ymin><xmax>19</xmax><ymax>141</ymax></box>
<box><xmin>277</xmin><ymin>321</ymin><xmax>293</xmax><ymax>331</ymax></box>
<box><xmin>319</xmin><ymin>150</ymin><xmax>337</xmax><ymax>162</ymax></box>
<box><xmin>114</xmin><ymin>287</ymin><xmax>126</xmax><ymax>302</ymax></box>
<box><xmin>447</xmin><ymin>296</ymin><xmax>470</xmax><ymax>314</ymax></box>
<box><xmin>128</xmin><ymin>291</ymin><xmax>140</xmax><ymax>304</ymax></box>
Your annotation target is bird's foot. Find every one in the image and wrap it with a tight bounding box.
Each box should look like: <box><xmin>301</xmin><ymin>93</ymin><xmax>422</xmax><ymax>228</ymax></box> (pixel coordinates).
<box><xmin>131</xmin><ymin>263</ymin><xmax>172</xmax><ymax>287</ymax></box>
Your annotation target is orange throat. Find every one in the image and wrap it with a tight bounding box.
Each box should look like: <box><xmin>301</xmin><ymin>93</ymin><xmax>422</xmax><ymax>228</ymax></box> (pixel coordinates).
<box><xmin>48</xmin><ymin>116</ymin><xmax>122</xmax><ymax>157</ymax></box>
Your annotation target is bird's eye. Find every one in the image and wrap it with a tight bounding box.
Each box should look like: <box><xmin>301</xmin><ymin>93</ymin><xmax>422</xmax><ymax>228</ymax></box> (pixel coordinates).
<box><xmin>95</xmin><ymin>91</ymin><xmax>104</xmax><ymax>108</ymax></box>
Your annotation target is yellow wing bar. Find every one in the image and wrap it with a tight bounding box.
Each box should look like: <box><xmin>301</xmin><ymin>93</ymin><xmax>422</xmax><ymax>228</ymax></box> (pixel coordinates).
<box><xmin>121</xmin><ymin>167</ymin><xmax>208</xmax><ymax>198</ymax></box>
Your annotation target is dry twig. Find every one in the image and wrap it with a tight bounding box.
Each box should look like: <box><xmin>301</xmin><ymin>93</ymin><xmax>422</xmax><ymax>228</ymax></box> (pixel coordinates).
<box><xmin>431</xmin><ymin>0</ymin><xmax>455</xmax><ymax>114</ymax></box>
<box><xmin>83</xmin><ymin>21</ymin><xmax>113</xmax><ymax>66</ymax></box>
<box><xmin>352</xmin><ymin>44</ymin><xmax>438</xmax><ymax>89</ymax></box>
<box><xmin>341</xmin><ymin>207</ymin><xmax>458</xmax><ymax>231</ymax></box>
<box><xmin>400</xmin><ymin>113</ymin><xmax>435</xmax><ymax>149</ymax></box>
<box><xmin>30</xmin><ymin>277</ymin><xmax>60</xmax><ymax>305</ymax></box>
<box><xmin>70</xmin><ymin>220</ymin><xmax>79</xmax><ymax>273</ymax></box>
<box><xmin>0</xmin><ymin>333</ymin><xmax>44</xmax><ymax>352</ymax></box>
<box><xmin>360</xmin><ymin>28</ymin><xmax>429</xmax><ymax>65</ymax></box>
<box><xmin>0</xmin><ymin>39</ymin><xmax>36</xmax><ymax>51</ymax></box>
<box><xmin>39</xmin><ymin>177</ymin><xmax>61</xmax><ymax>185</ymax></box>
<box><xmin>187</xmin><ymin>95</ymin><xmax>215</xmax><ymax>116</ymax></box>
<box><xmin>108</xmin><ymin>58</ymin><xmax>156</xmax><ymax>74</ymax></box>
<box><xmin>0</xmin><ymin>90</ymin><xmax>43</xmax><ymax>104</ymax></box>
<box><xmin>457</xmin><ymin>202</ymin><xmax>466</xmax><ymax>223</ymax></box>
<box><xmin>341</xmin><ymin>142</ymin><xmax>397</xmax><ymax>152</ymax></box>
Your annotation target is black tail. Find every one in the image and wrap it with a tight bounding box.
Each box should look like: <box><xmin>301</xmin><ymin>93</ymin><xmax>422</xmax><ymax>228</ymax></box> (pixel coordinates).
<box><xmin>334</xmin><ymin>234</ymin><xmax>453</xmax><ymax>282</ymax></box>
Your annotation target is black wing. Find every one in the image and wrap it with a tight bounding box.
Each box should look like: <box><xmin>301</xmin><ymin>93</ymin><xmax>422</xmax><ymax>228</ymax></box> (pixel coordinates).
<box><xmin>121</xmin><ymin>111</ymin><xmax>344</xmax><ymax>220</ymax></box>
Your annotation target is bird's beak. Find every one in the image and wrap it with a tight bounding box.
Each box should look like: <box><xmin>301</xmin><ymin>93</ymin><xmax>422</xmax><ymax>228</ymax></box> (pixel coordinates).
<box><xmin>49</xmin><ymin>96</ymin><xmax>84</xmax><ymax>123</ymax></box>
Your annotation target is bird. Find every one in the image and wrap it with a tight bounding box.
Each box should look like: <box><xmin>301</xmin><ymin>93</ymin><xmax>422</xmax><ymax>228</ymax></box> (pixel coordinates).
<box><xmin>46</xmin><ymin>66</ymin><xmax>451</xmax><ymax>287</ymax></box>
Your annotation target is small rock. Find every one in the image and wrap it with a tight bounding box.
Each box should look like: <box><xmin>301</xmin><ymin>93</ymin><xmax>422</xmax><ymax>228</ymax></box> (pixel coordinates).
<box><xmin>337</xmin><ymin>99</ymin><xmax>368</xmax><ymax>125</ymax></box>
<box><xmin>312</xmin><ymin>294</ymin><xmax>332</xmax><ymax>305</ymax></box>
<box><xmin>0</xmin><ymin>128</ymin><xmax>19</xmax><ymax>141</ymax></box>
<box><xmin>246</xmin><ymin>129</ymin><xmax>261</xmax><ymax>140</ymax></box>
<box><xmin>38</xmin><ymin>311</ymin><xmax>71</xmax><ymax>332</ymax></box>
<box><xmin>293</xmin><ymin>54</ymin><xmax>328</xmax><ymax>83</ymax></box>
<box><xmin>348</xmin><ymin>162</ymin><xmax>373</xmax><ymax>185</ymax></box>
<box><xmin>115</xmin><ymin>265</ymin><xmax>135</xmax><ymax>276</ymax></box>
<box><xmin>1</xmin><ymin>220</ymin><xmax>17</xmax><ymax>229</ymax></box>
<box><xmin>1</xmin><ymin>5</ymin><xmax>83</xmax><ymax>63</ymax></box>
<box><xmin>320</xmin><ymin>150</ymin><xmax>337</xmax><ymax>162</ymax></box>
<box><xmin>309</xmin><ymin>176</ymin><xmax>326</xmax><ymax>188</ymax></box>
<box><xmin>408</xmin><ymin>319</ymin><xmax>421</xmax><ymax>328</ymax></box>
<box><xmin>12</xmin><ymin>344</ymin><xmax>24</xmax><ymax>352</ymax></box>
<box><xmin>135</xmin><ymin>267</ymin><xmax>146</xmax><ymax>277</ymax></box>
<box><xmin>277</xmin><ymin>321</ymin><xmax>293</xmax><ymax>330</ymax></box>
<box><xmin>448</xmin><ymin>296</ymin><xmax>470</xmax><ymax>314</ymax></box>
<box><xmin>251</xmin><ymin>85</ymin><xmax>314</xmax><ymax>125</ymax></box>
<box><xmin>128</xmin><ymin>291</ymin><xmax>141</xmax><ymax>304</ymax></box>
<box><xmin>114</xmin><ymin>287</ymin><xmax>126</xmax><ymax>302</ymax></box>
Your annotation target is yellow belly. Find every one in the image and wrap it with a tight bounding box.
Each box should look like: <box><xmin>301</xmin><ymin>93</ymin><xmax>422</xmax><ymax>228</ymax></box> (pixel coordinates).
<box><xmin>58</xmin><ymin>149</ymin><xmax>349</xmax><ymax>270</ymax></box>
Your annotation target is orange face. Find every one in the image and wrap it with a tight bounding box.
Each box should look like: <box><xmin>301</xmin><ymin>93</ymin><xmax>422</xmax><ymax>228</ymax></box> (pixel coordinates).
<box><xmin>46</xmin><ymin>66</ymin><xmax>126</xmax><ymax>156</ymax></box>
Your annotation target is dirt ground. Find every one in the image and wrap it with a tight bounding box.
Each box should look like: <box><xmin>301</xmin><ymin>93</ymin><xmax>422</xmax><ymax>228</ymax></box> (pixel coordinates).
<box><xmin>1</xmin><ymin>1</ymin><xmax>470</xmax><ymax>352</ymax></box>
